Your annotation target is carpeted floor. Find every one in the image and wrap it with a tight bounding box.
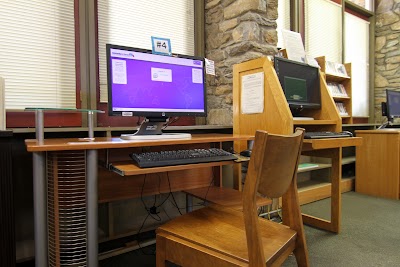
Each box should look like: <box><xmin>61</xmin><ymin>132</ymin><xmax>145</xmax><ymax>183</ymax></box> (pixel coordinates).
<box><xmin>100</xmin><ymin>192</ymin><xmax>400</xmax><ymax>267</ymax></box>
<box><xmin>283</xmin><ymin>191</ymin><xmax>400</xmax><ymax>267</ymax></box>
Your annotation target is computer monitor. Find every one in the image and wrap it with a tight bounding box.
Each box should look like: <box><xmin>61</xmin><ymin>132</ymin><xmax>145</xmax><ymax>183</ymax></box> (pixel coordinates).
<box><xmin>106</xmin><ymin>44</ymin><xmax>206</xmax><ymax>138</ymax></box>
<box><xmin>274</xmin><ymin>57</ymin><xmax>321</xmax><ymax>117</ymax></box>
<box><xmin>386</xmin><ymin>89</ymin><xmax>400</xmax><ymax>122</ymax></box>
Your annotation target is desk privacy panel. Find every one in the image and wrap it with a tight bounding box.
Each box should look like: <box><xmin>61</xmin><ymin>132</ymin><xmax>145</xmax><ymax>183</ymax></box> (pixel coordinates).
<box><xmin>47</xmin><ymin>151</ymin><xmax>87</xmax><ymax>266</ymax></box>
<box><xmin>0</xmin><ymin>135</ymin><xmax>15</xmax><ymax>266</ymax></box>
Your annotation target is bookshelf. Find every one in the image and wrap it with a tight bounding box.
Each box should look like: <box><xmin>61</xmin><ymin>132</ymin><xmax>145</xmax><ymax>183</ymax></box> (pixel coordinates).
<box><xmin>316</xmin><ymin>56</ymin><xmax>353</xmax><ymax>124</ymax></box>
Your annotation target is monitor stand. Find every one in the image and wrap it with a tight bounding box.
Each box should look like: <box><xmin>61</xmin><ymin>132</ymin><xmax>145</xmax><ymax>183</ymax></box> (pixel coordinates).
<box><xmin>120</xmin><ymin>117</ymin><xmax>192</xmax><ymax>140</ymax></box>
<box><xmin>377</xmin><ymin>118</ymin><xmax>394</xmax><ymax>130</ymax></box>
<box><xmin>290</xmin><ymin>107</ymin><xmax>314</xmax><ymax>121</ymax></box>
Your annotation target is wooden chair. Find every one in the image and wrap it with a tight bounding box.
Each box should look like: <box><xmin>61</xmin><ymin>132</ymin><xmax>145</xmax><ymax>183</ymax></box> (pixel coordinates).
<box><xmin>156</xmin><ymin>128</ymin><xmax>309</xmax><ymax>267</ymax></box>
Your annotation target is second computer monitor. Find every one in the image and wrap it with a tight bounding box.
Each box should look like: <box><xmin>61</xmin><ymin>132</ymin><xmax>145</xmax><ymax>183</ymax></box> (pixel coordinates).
<box><xmin>386</xmin><ymin>89</ymin><xmax>400</xmax><ymax>122</ymax></box>
<box><xmin>274</xmin><ymin>57</ymin><xmax>321</xmax><ymax>116</ymax></box>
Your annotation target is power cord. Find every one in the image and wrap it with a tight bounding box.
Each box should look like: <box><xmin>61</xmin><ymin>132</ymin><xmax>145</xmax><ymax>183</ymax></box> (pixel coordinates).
<box><xmin>136</xmin><ymin>171</ymin><xmax>217</xmax><ymax>254</ymax></box>
<box><xmin>162</xmin><ymin>117</ymin><xmax>180</xmax><ymax>129</ymax></box>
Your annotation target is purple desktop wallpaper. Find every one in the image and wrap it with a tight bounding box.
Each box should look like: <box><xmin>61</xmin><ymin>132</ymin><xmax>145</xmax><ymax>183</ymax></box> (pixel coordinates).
<box><xmin>110</xmin><ymin>57</ymin><xmax>205</xmax><ymax>112</ymax></box>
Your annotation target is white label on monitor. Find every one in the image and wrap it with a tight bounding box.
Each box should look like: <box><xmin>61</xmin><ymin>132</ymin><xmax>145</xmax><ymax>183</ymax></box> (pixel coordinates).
<box><xmin>192</xmin><ymin>68</ymin><xmax>203</xmax><ymax>84</ymax></box>
<box><xmin>122</xmin><ymin>112</ymin><xmax>133</xmax><ymax>116</ymax></box>
<box><xmin>151</xmin><ymin>68</ymin><xmax>172</xmax><ymax>82</ymax></box>
<box><xmin>112</xmin><ymin>59</ymin><xmax>127</xmax><ymax>84</ymax></box>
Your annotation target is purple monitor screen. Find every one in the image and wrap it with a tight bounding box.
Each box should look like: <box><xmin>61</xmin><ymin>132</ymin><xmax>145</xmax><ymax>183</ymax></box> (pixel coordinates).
<box><xmin>106</xmin><ymin>44</ymin><xmax>206</xmax><ymax>118</ymax></box>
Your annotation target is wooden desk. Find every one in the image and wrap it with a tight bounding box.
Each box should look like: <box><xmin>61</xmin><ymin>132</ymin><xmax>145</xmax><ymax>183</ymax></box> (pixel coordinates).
<box><xmin>355</xmin><ymin>129</ymin><xmax>400</xmax><ymax>199</ymax></box>
<box><xmin>25</xmin><ymin>134</ymin><xmax>253</xmax><ymax>267</ymax></box>
<box><xmin>301</xmin><ymin>137</ymin><xmax>362</xmax><ymax>233</ymax></box>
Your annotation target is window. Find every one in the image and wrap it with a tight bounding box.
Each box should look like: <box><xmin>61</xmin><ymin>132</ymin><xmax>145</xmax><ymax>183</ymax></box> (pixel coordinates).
<box><xmin>0</xmin><ymin>0</ymin><xmax>80</xmax><ymax>127</ymax></box>
<box><xmin>345</xmin><ymin>12</ymin><xmax>370</xmax><ymax>117</ymax></box>
<box><xmin>277</xmin><ymin>0</ymin><xmax>291</xmax><ymax>49</ymax></box>
<box><xmin>304</xmin><ymin>0</ymin><xmax>342</xmax><ymax>62</ymax></box>
<box><xmin>97</xmin><ymin>0</ymin><xmax>195</xmax><ymax>103</ymax></box>
<box><xmin>347</xmin><ymin>0</ymin><xmax>374</xmax><ymax>12</ymax></box>
<box><xmin>301</xmin><ymin>0</ymin><xmax>373</xmax><ymax>119</ymax></box>
<box><xmin>0</xmin><ymin>1</ymin><xmax>77</xmax><ymax>110</ymax></box>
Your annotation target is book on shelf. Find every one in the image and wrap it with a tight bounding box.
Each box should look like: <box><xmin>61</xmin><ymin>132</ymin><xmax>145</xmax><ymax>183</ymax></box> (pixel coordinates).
<box><xmin>335</xmin><ymin>102</ymin><xmax>348</xmax><ymax>116</ymax></box>
<box><xmin>327</xmin><ymin>82</ymin><xmax>348</xmax><ymax>97</ymax></box>
<box><xmin>335</xmin><ymin>63</ymin><xmax>347</xmax><ymax>76</ymax></box>
<box><xmin>326</xmin><ymin>61</ymin><xmax>348</xmax><ymax>77</ymax></box>
<box><xmin>298</xmin><ymin>163</ymin><xmax>319</xmax><ymax>170</ymax></box>
<box><xmin>338</xmin><ymin>84</ymin><xmax>348</xmax><ymax>96</ymax></box>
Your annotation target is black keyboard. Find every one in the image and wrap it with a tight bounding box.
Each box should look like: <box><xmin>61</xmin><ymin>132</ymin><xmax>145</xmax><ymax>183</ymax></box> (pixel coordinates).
<box><xmin>130</xmin><ymin>148</ymin><xmax>238</xmax><ymax>168</ymax></box>
<box><xmin>304</xmin><ymin>131</ymin><xmax>353</xmax><ymax>139</ymax></box>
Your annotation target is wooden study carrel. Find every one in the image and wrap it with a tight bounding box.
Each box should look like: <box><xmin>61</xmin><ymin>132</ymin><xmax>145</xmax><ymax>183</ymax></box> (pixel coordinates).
<box><xmin>232</xmin><ymin>56</ymin><xmax>362</xmax><ymax>233</ymax></box>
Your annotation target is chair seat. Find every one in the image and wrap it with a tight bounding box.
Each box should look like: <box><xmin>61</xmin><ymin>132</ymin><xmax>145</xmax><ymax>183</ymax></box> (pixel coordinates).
<box><xmin>183</xmin><ymin>186</ymin><xmax>272</xmax><ymax>211</ymax></box>
<box><xmin>157</xmin><ymin>204</ymin><xmax>297</xmax><ymax>265</ymax></box>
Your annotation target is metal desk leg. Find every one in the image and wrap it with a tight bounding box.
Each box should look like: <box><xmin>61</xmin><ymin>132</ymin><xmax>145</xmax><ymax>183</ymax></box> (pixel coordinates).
<box><xmin>87</xmin><ymin>149</ymin><xmax>98</xmax><ymax>267</ymax></box>
<box><xmin>186</xmin><ymin>194</ymin><xmax>193</xmax><ymax>213</ymax></box>
<box><xmin>33</xmin><ymin>152</ymin><xmax>47</xmax><ymax>267</ymax></box>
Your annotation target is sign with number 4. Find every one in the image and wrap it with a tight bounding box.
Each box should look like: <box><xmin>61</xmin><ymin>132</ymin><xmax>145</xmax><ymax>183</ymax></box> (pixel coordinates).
<box><xmin>151</xmin><ymin>36</ymin><xmax>172</xmax><ymax>56</ymax></box>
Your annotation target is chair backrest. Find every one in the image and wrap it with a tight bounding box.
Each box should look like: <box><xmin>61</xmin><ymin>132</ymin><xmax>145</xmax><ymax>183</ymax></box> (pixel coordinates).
<box><xmin>241</xmin><ymin>128</ymin><xmax>305</xmax><ymax>266</ymax></box>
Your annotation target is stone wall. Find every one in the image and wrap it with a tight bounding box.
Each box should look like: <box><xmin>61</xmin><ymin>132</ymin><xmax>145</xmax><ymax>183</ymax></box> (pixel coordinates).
<box><xmin>375</xmin><ymin>0</ymin><xmax>400</xmax><ymax>121</ymax></box>
<box><xmin>205</xmin><ymin>0</ymin><xmax>278</xmax><ymax>125</ymax></box>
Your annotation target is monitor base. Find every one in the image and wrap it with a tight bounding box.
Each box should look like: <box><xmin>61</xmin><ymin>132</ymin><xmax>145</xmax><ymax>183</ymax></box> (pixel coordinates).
<box><xmin>120</xmin><ymin>133</ymin><xmax>192</xmax><ymax>140</ymax></box>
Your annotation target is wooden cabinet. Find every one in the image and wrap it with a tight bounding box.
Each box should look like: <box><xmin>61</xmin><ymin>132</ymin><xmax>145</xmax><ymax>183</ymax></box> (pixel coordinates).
<box><xmin>316</xmin><ymin>56</ymin><xmax>353</xmax><ymax>124</ymax></box>
<box><xmin>355</xmin><ymin>129</ymin><xmax>400</xmax><ymax>199</ymax></box>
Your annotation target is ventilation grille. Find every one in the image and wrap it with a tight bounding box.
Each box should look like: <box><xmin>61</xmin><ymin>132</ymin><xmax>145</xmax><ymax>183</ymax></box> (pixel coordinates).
<box><xmin>47</xmin><ymin>150</ymin><xmax>87</xmax><ymax>267</ymax></box>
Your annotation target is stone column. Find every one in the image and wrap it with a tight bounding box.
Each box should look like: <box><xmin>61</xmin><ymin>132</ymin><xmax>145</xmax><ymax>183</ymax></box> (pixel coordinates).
<box><xmin>205</xmin><ymin>0</ymin><xmax>278</xmax><ymax>125</ymax></box>
<box><xmin>375</xmin><ymin>0</ymin><xmax>400</xmax><ymax>121</ymax></box>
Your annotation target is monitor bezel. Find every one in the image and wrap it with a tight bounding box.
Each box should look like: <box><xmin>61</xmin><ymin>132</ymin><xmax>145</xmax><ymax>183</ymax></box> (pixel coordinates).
<box><xmin>274</xmin><ymin>56</ymin><xmax>321</xmax><ymax>111</ymax></box>
<box><xmin>106</xmin><ymin>44</ymin><xmax>207</xmax><ymax>118</ymax></box>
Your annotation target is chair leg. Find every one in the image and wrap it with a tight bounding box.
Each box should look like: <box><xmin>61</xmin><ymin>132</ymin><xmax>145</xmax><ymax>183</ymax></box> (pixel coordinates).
<box><xmin>156</xmin><ymin>234</ymin><xmax>167</xmax><ymax>267</ymax></box>
<box><xmin>282</xmin><ymin>180</ymin><xmax>310</xmax><ymax>267</ymax></box>
<box><xmin>293</xmin><ymin>241</ymin><xmax>309</xmax><ymax>267</ymax></box>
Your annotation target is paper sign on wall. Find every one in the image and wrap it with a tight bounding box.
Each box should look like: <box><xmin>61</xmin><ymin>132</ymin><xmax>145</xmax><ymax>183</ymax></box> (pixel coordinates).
<box><xmin>241</xmin><ymin>72</ymin><xmax>264</xmax><ymax>114</ymax></box>
<box><xmin>205</xmin><ymin>58</ymin><xmax>215</xmax><ymax>75</ymax></box>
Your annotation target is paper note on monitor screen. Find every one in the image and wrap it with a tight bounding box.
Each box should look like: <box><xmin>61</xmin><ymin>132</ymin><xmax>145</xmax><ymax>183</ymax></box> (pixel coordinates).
<box><xmin>281</xmin><ymin>29</ymin><xmax>306</xmax><ymax>63</ymax></box>
<box><xmin>241</xmin><ymin>72</ymin><xmax>264</xmax><ymax>114</ymax></box>
<box><xmin>112</xmin><ymin>59</ymin><xmax>127</xmax><ymax>84</ymax></box>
